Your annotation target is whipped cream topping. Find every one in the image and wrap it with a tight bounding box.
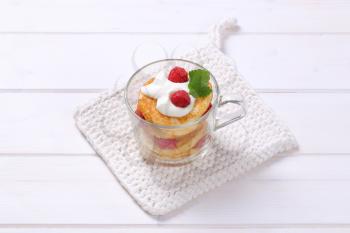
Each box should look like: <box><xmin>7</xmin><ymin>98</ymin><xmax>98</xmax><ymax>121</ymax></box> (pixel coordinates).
<box><xmin>141</xmin><ymin>70</ymin><xmax>195</xmax><ymax>117</ymax></box>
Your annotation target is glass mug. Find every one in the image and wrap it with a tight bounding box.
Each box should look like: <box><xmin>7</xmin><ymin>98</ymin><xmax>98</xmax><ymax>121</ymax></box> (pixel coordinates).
<box><xmin>124</xmin><ymin>59</ymin><xmax>245</xmax><ymax>165</ymax></box>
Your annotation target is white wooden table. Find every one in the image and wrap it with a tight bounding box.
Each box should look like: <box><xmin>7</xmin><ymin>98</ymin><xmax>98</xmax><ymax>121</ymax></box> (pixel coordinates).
<box><xmin>1</xmin><ymin>0</ymin><xmax>349</xmax><ymax>232</ymax></box>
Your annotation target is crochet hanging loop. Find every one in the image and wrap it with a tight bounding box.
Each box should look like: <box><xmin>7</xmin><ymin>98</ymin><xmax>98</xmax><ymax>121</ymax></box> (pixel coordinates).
<box><xmin>208</xmin><ymin>17</ymin><xmax>238</xmax><ymax>50</ymax></box>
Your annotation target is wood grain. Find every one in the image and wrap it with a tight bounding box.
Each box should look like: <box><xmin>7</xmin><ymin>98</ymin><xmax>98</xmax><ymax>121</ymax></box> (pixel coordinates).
<box><xmin>1</xmin><ymin>154</ymin><xmax>349</xmax><ymax>224</ymax></box>
<box><xmin>0</xmin><ymin>227</ymin><xmax>350</xmax><ymax>233</ymax></box>
<box><xmin>1</xmin><ymin>154</ymin><xmax>350</xmax><ymax>183</ymax></box>
<box><xmin>0</xmin><ymin>0</ymin><xmax>349</xmax><ymax>33</ymax></box>
<box><xmin>0</xmin><ymin>34</ymin><xmax>349</xmax><ymax>89</ymax></box>
<box><xmin>1</xmin><ymin>174</ymin><xmax>350</xmax><ymax>224</ymax></box>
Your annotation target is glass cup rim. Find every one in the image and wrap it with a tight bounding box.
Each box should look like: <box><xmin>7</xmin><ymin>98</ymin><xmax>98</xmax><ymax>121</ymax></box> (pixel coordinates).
<box><xmin>124</xmin><ymin>58</ymin><xmax>220</xmax><ymax>129</ymax></box>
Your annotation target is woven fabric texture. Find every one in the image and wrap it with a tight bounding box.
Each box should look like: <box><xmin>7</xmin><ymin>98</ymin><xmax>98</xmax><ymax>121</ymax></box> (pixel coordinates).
<box><xmin>75</xmin><ymin>18</ymin><xmax>298</xmax><ymax>216</ymax></box>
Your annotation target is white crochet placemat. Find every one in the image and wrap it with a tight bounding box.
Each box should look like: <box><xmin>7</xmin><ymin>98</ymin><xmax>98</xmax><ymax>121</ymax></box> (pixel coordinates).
<box><xmin>75</xmin><ymin>18</ymin><xmax>298</xmax><ymax>216</ymax></box>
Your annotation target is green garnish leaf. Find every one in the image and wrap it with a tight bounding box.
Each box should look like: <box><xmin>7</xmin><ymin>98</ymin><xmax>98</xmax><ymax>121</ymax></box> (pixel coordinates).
<box><xmin>188</xmin><ymin>69</ymin><xmax>212</xmax><ymax>98</ymax></box>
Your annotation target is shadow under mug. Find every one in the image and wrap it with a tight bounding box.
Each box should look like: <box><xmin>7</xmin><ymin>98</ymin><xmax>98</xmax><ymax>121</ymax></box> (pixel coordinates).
<box><xmin>124</xmin><ymin>59</ymin><xmax>246</xmax><ymax>165</ymax></box>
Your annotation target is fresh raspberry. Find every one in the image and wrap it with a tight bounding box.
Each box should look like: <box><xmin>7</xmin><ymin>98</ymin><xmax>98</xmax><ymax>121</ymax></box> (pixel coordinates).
<box><xmin>154</xmin><ymin>137</ymin><xmax>177</xmax><ymax>149</ymax></box>
<box><xmin>170</xmin><ymin>90</ymin><xmax>191</xmax><ymax>108</ymax></box>
<box><xmin>135</xmin><ymin>108</ymin><xmax>145</xmax><ymax>119</ymax></box>
<box><xmin>168</xmin><ymin>66</ymin><xmax>188</xmax><ymax>83</ymax></box>
<box><xmin>202</xmin><ymin>103</ymin><xmax>212</xmax><ymax>116</ymax></box>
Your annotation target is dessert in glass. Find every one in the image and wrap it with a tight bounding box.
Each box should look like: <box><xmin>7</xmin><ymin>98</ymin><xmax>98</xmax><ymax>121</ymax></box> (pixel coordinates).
<box><xmin>124</xmin><ymin>59</ymin><xmax>245</xmax><ymax>165</ymax></box>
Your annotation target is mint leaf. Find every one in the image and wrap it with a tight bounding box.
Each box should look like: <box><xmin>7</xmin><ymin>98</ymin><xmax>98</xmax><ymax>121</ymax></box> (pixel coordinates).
<box><xmin>188</xmin><ymin>69</ymin><xmax>212</xmax><ymax>98</ymax></box>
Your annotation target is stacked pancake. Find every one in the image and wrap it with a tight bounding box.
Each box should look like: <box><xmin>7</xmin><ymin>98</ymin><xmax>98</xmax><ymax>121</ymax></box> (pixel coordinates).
<box><xmin>135</xmin><ymin>66</ymin><xmax>213</xmax><ymax>160</ymax></box>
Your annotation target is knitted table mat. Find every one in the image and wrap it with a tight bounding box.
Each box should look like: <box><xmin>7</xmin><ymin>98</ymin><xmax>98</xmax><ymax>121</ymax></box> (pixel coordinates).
<box><xmin>75</xmin><ymin>18</ymin><xmax>298</xmax><ymax>216</ymax></box>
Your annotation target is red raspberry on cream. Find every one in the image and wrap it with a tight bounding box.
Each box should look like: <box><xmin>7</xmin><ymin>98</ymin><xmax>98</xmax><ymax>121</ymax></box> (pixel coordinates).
<box><xmin>168</xmin><ymin>66</ymin><xmax>188</xmax><ymax>83</ymax></box>
<box><xmin>170</xmin><ymin>90</ymin><xmax>191</xmax><ymax>108</ymax></box>
<box><xmin>141</xmin><ymin>69</ymin><xmax>195</xmax><ymax>117</ymax></box>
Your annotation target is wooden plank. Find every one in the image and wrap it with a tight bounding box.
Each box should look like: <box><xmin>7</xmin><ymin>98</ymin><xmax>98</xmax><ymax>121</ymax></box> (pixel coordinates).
<box><xmin>0</xmin><ymin>178</ymin><xmax>350</xmax><ymax>224</ymax></box>
<box><xmin>0</xmin><ymin>180</ymin><xmax>154</xmax><ymax>224</ymax></box>
<box><xmin>262</xmin><ymin>93</ymin><xmax>350</xmax><ymax>154</ymax></box>
<box><xmin>160</xmin><ymin>180</ymin><xmax>350</xmax><ymax>224</ymax></box>
<box><xmin>0</xmin><ymin>228</ymin><xmax>349</xmax><ymax>233</ymax></box>
<box><xmin>228</xmin><ymin>35</ymin><xmax>350</xmax><ymax>90</ymax></box>
<box><xmin>0</xmin><ymin>93</ymin><xmax>97</xmax><ymax>154</ymax></box>
<box><xmin>1</xmin><ymin>154</ymin><xmax>350</xmax><ymax>224</ymax></box>
<box><xmin>0</xmin><ymin>0</ymin><xmax>349</xmax><ymax>33</ymax></box>
<box><xmin>0</xmin><ymin>34</ymin><xmax>349</xmax><ymax>89</ymax></box>
<box><xmin>0</xmin><ymin>155</ymin><xmax>115</xmax><ymax>182</ymax></box>
<box><xmin>1</xmin><ymin>155</ymin><xmax>350</xmax><ymax>182</ymax></box>
<box><xmin>0</xmin><ymin>92</ymin><xmax>348</xmax><ymax>154</ymax></box>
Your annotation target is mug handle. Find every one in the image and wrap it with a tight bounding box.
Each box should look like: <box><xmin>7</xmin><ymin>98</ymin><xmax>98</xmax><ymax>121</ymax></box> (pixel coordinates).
<box><xmin>215</xmin><ymin>96</ymin><xmax>246</xmax><ymax>131</ymax></box>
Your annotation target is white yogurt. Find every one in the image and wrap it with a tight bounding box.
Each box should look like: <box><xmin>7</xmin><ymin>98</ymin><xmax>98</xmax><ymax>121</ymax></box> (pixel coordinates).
<box><xmin>141</xmin><ymin>70</ymin><xmax>195</xmax><ymax>117</ymax></box>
